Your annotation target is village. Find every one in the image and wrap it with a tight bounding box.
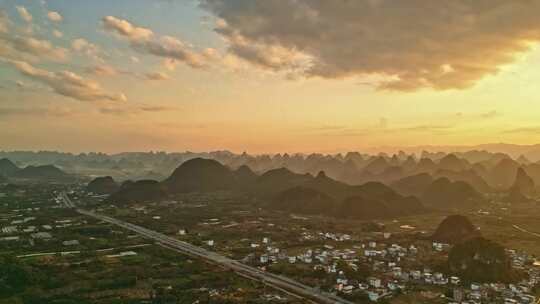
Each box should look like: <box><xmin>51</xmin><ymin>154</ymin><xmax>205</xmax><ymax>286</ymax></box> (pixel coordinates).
<box><xmin>186</xmin><ymin>220</ymin><xmax>539</xmax><ymax>303</ymax></box>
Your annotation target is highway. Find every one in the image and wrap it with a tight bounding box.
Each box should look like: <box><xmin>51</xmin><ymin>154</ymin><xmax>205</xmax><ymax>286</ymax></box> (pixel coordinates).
<box><xmin>59</xmin><ymin>192</ymin><xmax>356</xmax><ymax>304</ymax></box>
<box><xmin>512</xmin><ymin>224</ymin><xmax>540</xmax><ymax>238</ymax></box>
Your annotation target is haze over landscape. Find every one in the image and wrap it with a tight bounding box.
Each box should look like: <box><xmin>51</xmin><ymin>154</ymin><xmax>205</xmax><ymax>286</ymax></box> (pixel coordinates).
<box><xmin>2</xmin><ymin>1</ymin><xmax>540</xmax><ymax>304</ymax></box>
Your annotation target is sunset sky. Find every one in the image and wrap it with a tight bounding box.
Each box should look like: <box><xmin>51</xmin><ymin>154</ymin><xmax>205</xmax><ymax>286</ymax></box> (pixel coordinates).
<box><xmin>2</xmin><ymin>0</ymin><xmax>540</xmax><ymax>154</ymax></box>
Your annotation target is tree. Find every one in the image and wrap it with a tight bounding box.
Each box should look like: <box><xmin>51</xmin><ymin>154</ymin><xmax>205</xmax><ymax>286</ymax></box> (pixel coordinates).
<box><xmin>0</xmin><ymin>256</ymin><xmax>31</xmax><ymax>298</ymax></box>
<box><xmin>336</xmin><ymin>260</ymin><xmax>371</xmax><ymax>282</ymax></box>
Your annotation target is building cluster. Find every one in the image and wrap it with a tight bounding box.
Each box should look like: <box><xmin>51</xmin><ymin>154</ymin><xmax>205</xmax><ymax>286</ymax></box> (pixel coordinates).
<box><xmin>449</xmin><ymin>280</ymin><xmax>538</xmax><ymax>304</ymax></box>
<box><xmin>233</xmin><ymin>231</ymin><xmax>540</xmax><ymax>303</ymax></box>
<box><xmin>1</xmin><ymin>200</ymin><xmax>86</xmax><ymax>248</ymax></box>
<box><xmin>1</xmin><ymin>210</ymin><xmax>45</xmax><ymax>242</ymax></box>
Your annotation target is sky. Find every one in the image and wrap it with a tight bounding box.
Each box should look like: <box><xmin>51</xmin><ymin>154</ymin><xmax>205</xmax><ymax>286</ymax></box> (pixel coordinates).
<box><xmin>1</xmin><ymin>0</ymin><xmax>540</xmax><ymax>154</ymax></box>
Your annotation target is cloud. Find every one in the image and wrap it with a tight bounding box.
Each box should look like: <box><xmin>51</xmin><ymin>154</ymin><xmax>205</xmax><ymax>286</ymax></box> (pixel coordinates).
<box><xmin>219</xmin><ymin>30</ymin><xmax>311</xmax><ymax>72</ymax></box>
<box><xmin>99</xmin><ymin>104</ymin><xmax>177</xmax><ymax>116</ymax></box>
<box><xmin>98</xmin><ymin>107</ymin><xmax>134</xmax><ymax>116</ymax></box>
<box><xmin>71</xmin><ymin>38</ymin><xmax>102</xmax><ymax>60</ymax></box>
<box><xmin>85</xmin><ymin>63</ymin><xmax>167</xmax><ymax>82</ymax></box>
<box><xmin>200</xmin><ymin>0</ymin><xmax>540</xmax><ymax>91</ymax></box>
<box><xmin>0</xmin><ymin>78</ymin><xmax>45</xmax><ymax>91</ymax></box>
<box><xmin>145</xmin><ymin>71</ymin><xmax>169</xmax><ymax>80</ymax></box>
<box><xmin>2</xmin><ymin>35</ymin><xmax>68</xmax><ymax>61</ymax></box>
<box><xmin>322</xmin><ymin>129</ymin><xmax>370</xmax><ymax>137</ymax></box>
<box><xmin>71</xmin><ymin>38</ymin><xmax>94</xmax><ymax>50</ymax></box>
<box><xmin>102</xmin><ymin>16</ymin><xmax>153</xmax><ymax>41</ymax></box>
<box><xmin>479</xmin><ymin>110</ymin><xmax>500</xmax><ymax>119</ymax></box>
<box><xmin>140</xmin><ymin>36</ymin><xmax>210</xmax><ymax>68</ymax></box>
<box><xmin>162</xmin><ymin>58</ymin><xmax>178</xmax><ymax>71</ymax></box>
<box><xmin>47</xmin><ymin>11</ymin><xmax>63</xmax><ymax>22</ymax></box>
<box><xmin>0</xmin><ymin>10</ymin><xmax>67</xmax><ymax>62</ymax></box>
<box><xmin>313</xmin><ymin>122</ymin><xmax>454</xmax><ymax>138</ymax></box>
<box><xmin>452</xmin><ymin>110</ymin><xmax>501</xmax><ymax>121</ymax></box>
<box><xmin>0</xmin><ymin>10</ymin><xmax>10</xmax><ymax>33</ymax></box>
<box><xmin>139</xmin><ymin>106</ymin><xmax>174</xmax><ymax>112</ymax></box>
<box><xmin>3</xmin><ymin>59</ymin><xmax>127</xmax><ymax>102</ymax></box>
<box><xmin>0</xmin><ymin>106</ymin><xmax>74</xmax><ymax>118</ymax></box>
<box><xmin>0</xmin><ymin>107</ymin><xmax>41</xmax><ymax>117</ymax></box>
<box><xmin>16</xmin><ymin>6</ymin><xmax>32</xmax><ymax>23</ymax></box>
<box><xmin>399</xmin><ymin>124</ymin><xmax>454</xmax><ymax>132</ymax></box>
<box><xmin>102</xmin><ymin>16</ymin><xmax>214</xmax><ymax>68</ymax></box>
<box><xmin>85</xmin><ymin>64</ymin><xmax>119</xmax><ymax>76</ymax></box>
<box><xmin>502</xmin><ymin>127</ymin><xmax>540</xmax><ymax>134</ymax></box>
<box><xmin>14</xmin><ymin>36</ymin><xmax>68</xmax><ymax>60</ymax></box>
<box><xmin>311</xmin><ymin>125</ymin><xmax>347</xmax><ymax>131</ymax></box>
<box><xmin>52</xmin><ymin>29</ymin><xmax>63</xmax><ymax>38</ymax></box>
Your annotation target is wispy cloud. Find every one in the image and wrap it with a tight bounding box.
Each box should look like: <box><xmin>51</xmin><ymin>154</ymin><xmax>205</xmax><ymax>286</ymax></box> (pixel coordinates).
<box><xmin>145</xmin><ymin>71</ymin><xmax>169</xmax><ymax>81</ymax></box>
<box><xmin>102</xmin><ymin>16</ymin><xmax>216</xmax><ymax>68</ymax></box>
<box><xmin>52</xmin><ymin>29</ymin><xmax>63</xmax><ymax>38</ymax></box>
<box><xmin>3</xmin><ymin>59</ymin><xmax>127</xmax><ymax>102</ymax></box>
<box><xmin>479</xmin><ymin>110</ymin><xmax>500</xmax><ymax>119</ymax></box>
<box><xmin>1</xmin><ymin>8</ymin><xmax>65</xmax><ymax>62</ymax></box>
<box><xmin>0</xmin><ymin>10</ymin><xmax>10</xmax><ymax>34</ymax></box>
<box><xmin>309</xmin><ymin>122</ymin><xmax>455</xmax><ymax>138</ymax></box>
<box><xmin>84</xmin><ymin>63</ymin><xmax>170</xmax><ymax>83</ymax></box>
<box><xmin>99</xmin><ymin>104</ymin><xmax>177</xmax><ymax>116</ymax></box>
<box><xmin>502</xmin><ymin>127</ymin><xmax>540</xmax><ymax>134</ymax></box>
<box><xmin>102</xmin><ymin>16</ymin><xmax>153</xmax><ymax>41</ymax></box>
<box><xmin>2</xmin><ymin>35</ymin><xmax>69</xmax><ymax>62</ymax></box>
<box><xmin>15</xmin><ymin>6</ymin><xmax>32</xmax><ymax>23</ymax></box>
<box><xmin>400</xmin><ymin>124</ymin><xmax>454</xmax><ymax>132</ymax></box>
<box><xmin>72</xmin><ymin>38</ymin><xmax>101</xmax><ymax>59</ymax></box>
<box><xmin>0</xmin><ymin>106</ymin><xmax>74</xmax><ymax>118</ymax></box>
<box><xmin>454</xmin><ymin>110</ymin><xmax>502</xmax><ymax>121</ymax></box>
<box><xmin>47</xmin><ymin>11</ymin><xmax>63</xmax><ymax>23</ymax></box>
<box><xmin>139</xmin><ymin>105</ymin><xmax>176</xmax><ymax>112</ymax></box>
<box><xmin>310</xmin><ymin>125</ymin><xmax>348</xmax><ymax>131</ymax></box>
<box><xmin>85</xmin><ymin>64</ymin><xmax>120</xmax><ymax>76</ymax></box>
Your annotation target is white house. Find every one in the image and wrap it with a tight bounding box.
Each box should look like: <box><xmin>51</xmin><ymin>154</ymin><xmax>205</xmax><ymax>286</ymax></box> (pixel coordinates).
<box><xmin>368</xmin><ymin>277</ymin><xmax>382</xmax><ymax>288</ymax></box>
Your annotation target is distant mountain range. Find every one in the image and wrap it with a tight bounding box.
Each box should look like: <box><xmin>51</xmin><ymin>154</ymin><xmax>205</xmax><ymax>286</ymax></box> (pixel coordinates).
<box><xmin>363</xmin><ymin>143</ymin><xmax>540</xmax><ymax>160</ymax></box>
<box><xmin>0</xmin><ymin>158</ymin><xmax>71</xmax><ymax>182</ymax></box>
<box><xmin>107</xmin><ymin>158</ymin><xmax>426</xmax><ymax>220</ymax></box>
<box><xmin>2</xmin><ymin>144</ymin><xmax>540</xmax><ymax>211</ymax></box>
<box><xmin>3</xmin><ymin>148</ymin><xmax>540</xmax><ymax>193</ymax></box>
<box><xmin>100</xmin><ymin>152</ymin><xmax>540</xmax><ymax>219</ymax></box>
